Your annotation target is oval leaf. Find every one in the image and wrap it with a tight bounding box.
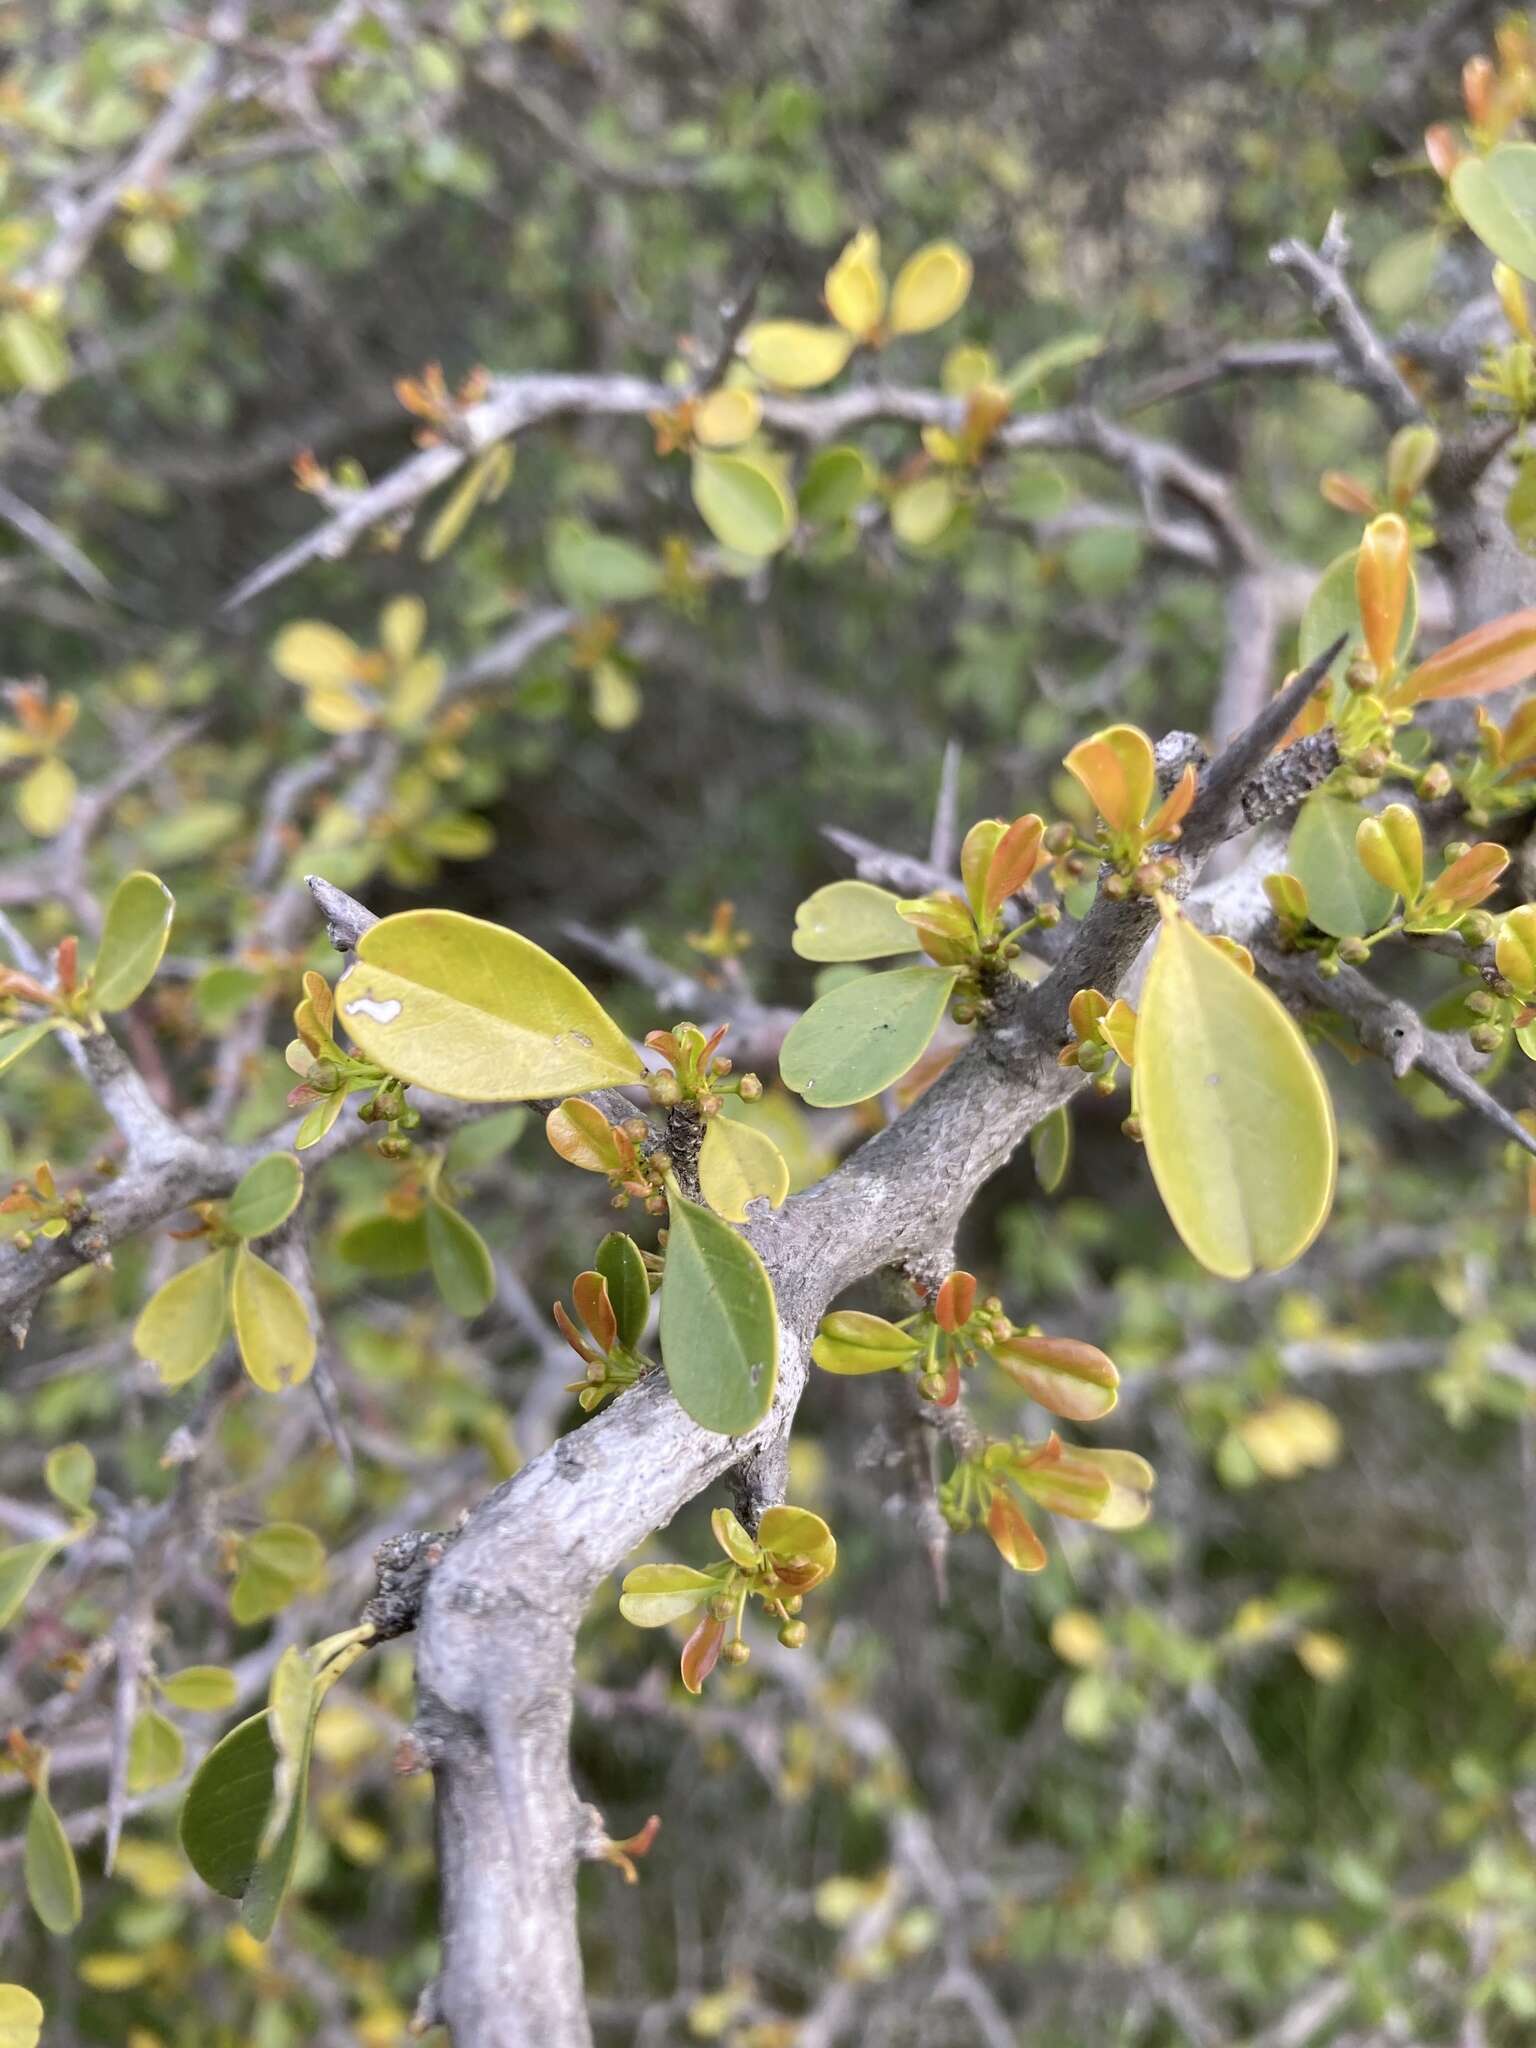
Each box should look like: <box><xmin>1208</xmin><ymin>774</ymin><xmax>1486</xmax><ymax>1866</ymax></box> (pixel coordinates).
<box><xmin>991</xmin><ymin>1334</ymin><xmax>1119</xmax><ymax>1421</ymax></box>
<box><xmin>659</xmin><ymin>1185</ymin><xmax>779</xmax><ymax>1435</ymax></box>
<box><xmin>1133</xmin><ymin>907</ymin><xmax>1337</xmax><ymax>1280</ymax></box>
<box><xmin>595</xmin><ymin>1232</ymin><xmax>651</xmax><ymax>1349</ymax></box>
<box><xmin>741</xmin><ymin>320</ymin><xmax>854</xmax><ymax>390</ymax></box>
<box><xmin>780</xmin><ymin>964</ymin><xmax>958</xmax><ymax>1108</ymax></box>
<box><xmin>1299</xmin><ymin>547</ymin><xmax>1418</xmax><ymax>689</ymax></box>
<box><xmin>1287</xmin><ymin>795</ymin><xmax>1395</xmax><ymax>938</ymax></box>
<box><xmin>179</xmin><ymin>1710</ymin><xmax>279</xmax><ymax>1900</ymax></box>
<box><xmin>225</xmin><ymin>1153</ymin><xmax>303</xmax><ymax>1241</ymax></box>
<box><xmin>1451</xmin><ymin>144</ymin><xmax>1536</xmax><ymax>282</ymax></box>
<box><xmin>91</xmin><ymin>871</ymin><xmax>174</xmax><ymax>1012</ymax></box>
<box><xmin>618</xmin><ymin>1562</ymin><xmax>725</xmax><ymax>1627</ymax></box>
<box><xmin>159</xmin><ymin>1665</ymin><xmax>239</xmax><ymax>1712</ymax></box>
<box><xmin>0</xmin><ymin>1541</ymin><xmax>62</xmax><ymax>1632</ymax></box>
<box><xmin>132</xmin><ymin>1251</ymin><xmax>231</xmax><ymax>1388</ymax></box>
<box><xmin>698</xmin><ymin>1116</ymin><xmax>790</xmax><ymax>1222</ymax></box>
<box><xmin>426</xmin><ymin>1198</ymin><xmax>495</xmax><ymax>1317</ymax></box>
<box><xmin>25</xmin><ymin>1788</ymin><xmax>82</xmax><ymax>1934</ymax></box>
<box><xmin>889</xmin><ymin>241</ymin><xmax>972</xmax><ymax>335</ymax></box>
<box><xmin>791</xmin><ymin>880</ymin><xmax>921</xmax><ymax>962</ymax></box>
<box><xmin>127</xmin><ymin>1708</ymin><xmax>186</xmax><ymax>1794</ymax></box>
<box><xmin>231</xmin><ymin>1247</ymin><xmax>315</xmax><ymax>1394</ymax></box>
<box><xmin>0</xmin><ymin>1985</ymin><xmax>44</xmax><ymax>2048</ymax></box>
<box><xmin>691</xmin><ymin>450</ymin><xmax>796</xmax><ymax>558</ymax></box>
<box><xmin>811</xmin><ymin>1309</ymin><xmax>921</xmax><ymax>1375</ymax></box>
<box><xmin>337</xmin><ymin>909</ymin><xmax>643</xmax><ymax>1101</ymax></box>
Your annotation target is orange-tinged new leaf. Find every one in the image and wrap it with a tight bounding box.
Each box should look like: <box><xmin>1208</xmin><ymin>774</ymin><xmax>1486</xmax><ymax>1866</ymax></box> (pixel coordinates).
<box><xmin>934</xmin><ymin>1271</ymin><xmax>975</xmax><ymax>1333</ymax></box>
<box><xmin>1419</xmin><ymin>841</ymin><xmax>1509</xmax><ymax>916</ymax></box>
<box><xmin>960</xmin><ymin>819</ymin><xmax>1006</xmax><ymax>927</ymax></box>
<box><xmin>985</xmin><ymin>1490</ymin><xmax>1047</xmax><ymax>1572</ymax></box>
<box><xmin>1146</xmin><ymin>763</ymin><xmax>1197</xmax><ymax>842</ymax></box>
<box><xmin>985</xmin><ymin>814</ymin><xmax>1045</xmax><ymax>919</ymax></box>
<box><xmin>680</xmin><ymin>1612</ymin><xmax>725</xmax><ymax>1694</ymax></box>
<box><xmin>1063</xmin><ymin>725</ymin><xmax>1156</xmax><ymax>835</ymax></box>
<box><xmin>1400</xmin><ymin>608</ymin><xmax>1536</xmax><ymax>704</ymax></box>
<box><xmin>1355</xmin><ymin>514</ymin><xmax>1412</xmax><ymax>677</ymax></box>
<box><xmin>1132</xmin><ymin>904</ymin><xmax>1337</xmax><ymax>1280</ymax></box>
<box><xmin>573</xmin><ymin>1271</ymin><xmax>617</xmax><ymax>1355</ymax></box>
<box><xmin>991</xmin><ymin>1333</ymin><xmax>1119</xmax><ymax>1420</ymax></box>
<box><xmin>546</xmin><ymin>1099</ymin><xmax>625</xmax><ymax>1174</ymax></box>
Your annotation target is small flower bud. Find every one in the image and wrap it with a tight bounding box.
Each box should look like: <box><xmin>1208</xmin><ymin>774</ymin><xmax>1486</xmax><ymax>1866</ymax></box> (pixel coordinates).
<box><xmin>952</xmin><ymin>1001</ymin><xmax>978</xmax><ymax>1026</ymax></box>
<box><xmin>1102</xmin><ymin>872</ymin><xmax>1130</xmax><ymax>901</ymax></box>
<box><xmin>1075</xmin><ymin>1040</ymin><xmax>1105</xmax><ymax>1074</ymax></box>
<box><xmin>622</xmin><ymin>1118</ymin><xmax>650</xmax><ymax>1143</ymax></box>
<box><xmin>306</xmin><ymin>1059</ymin><xmax>342</xmax><ymax>1093</ymax></box>
<box><xmin>1044</xmin><ymin>822</ymin><xmax>1075</xmax><ymax>855</ymax></box>
<box><xmin>1132</xmin><ymin>862</ymin><xmax>1162</xmax><ymax>896</ymax></box>
<box><xmin>777</xmin><ymin>1620</ymin><xmax>808</xmax><ymax>1649</ymax></box>
<box><xmin>1460</xmin><ymin>910</ymin><xmax>1496</xmax><ymax>945</ymax></box>
<box><xmin>721</xmin><ymin>1638</ymin><xmax>751</xmax><ymax>1666</ymax></box>
<box><xmin>648</xmin><ymin>1071</ymin><xmax>682</xmax><ymax>1106</ymax></box>
<box><xmin>709</xmin><ymin>1594</ymin><xmax>734</xmax><ymax>1619</ymax></box>
<box><xmin>1417</xmin><ymin>762</ymin><xmax>1453</xmax><ymax>801</ymax></box>
<box><xmin>1344</xmin><ymin>654</ymin><xmax>1377</xmax><ymax>694</ymax></box>
<box><xmin>1443</xmin><ymin>841</ymin><xmax>1472</xmax><ymax>865</ymax></box>
<box><xmin>1337</xmin><ymin>937</ymin><xmax>1371</xmax><ymax>965</ymax></box>
<box><xmin>1317</xmin><ymin>955</ymin><xmax>1342</xmax><ymax>979</ymax></box>
<box><xmin>711</xmin><ymin>1056</ymin><xmax>732</xmax><ymax>1077</ymax></box>
<box><xmin>737</xmin><ymin>1072</ymin><xmax>763</xmax><ymax>1101</ymax></box>
<box><xmin>918</xmin><ymin>1371</ymin><xmax>948</xmax><ymax>1402</ymax></box>
<box><xmin>1035</xmin><ymin>903</ymin><xmax>1062</xmax><ymax>928</ymax></box>
<box><xmin>783</xmin><ymin>1594</ymin><xmax>803</xmax><ymax>1615</ymax></box>
<box><xmin>1093</xmin><ymin>1074</ymin><xmax>1116</xmax><ymax>1097</ymax></box>
<box><xmin>1120</xmin><ymin>1114</ymin><xmax>1143</xmax><ymax>1143</ymax></box>
<box><xmin>698</xmin><ymin>1093</ymin><xmax>724</xmax><ymax>1117</ymax></box>
<box><xmin>1465</xmin><ymin>990</ymin><xmax>1497</xmax><ymax>1017</ymax></box>
<box><xmin>398</xmin><ymin>1108</ymin><xmax>421</xmax><ymax>1130</ymax></box>
<box><xmin>1470</xmin><ymin>1022</ymin><xmax>1506</xmax><ymax>1054</ymax></box>
<box><xmin>1353</xmin><ymin>745</ymin><xmax>1390</xmax><ymax>779</ymax></box>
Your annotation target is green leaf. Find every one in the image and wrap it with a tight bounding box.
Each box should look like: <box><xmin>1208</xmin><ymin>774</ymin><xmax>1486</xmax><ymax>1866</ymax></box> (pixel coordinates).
<box><xmin>1287</xmin><ymin>795</ymin><xmax>1395</xmax><ymax>939</ymax></box>
<box><xmin>547</xmin><ymin>517</ymin><xmax>661</xmax><ymax>609</ymax></box>
<box><xmin>16</xmin><ymin>756</ymin><xmax>75</xmax><ymax>837</ymax></box>
<box><xmin>791</xmin><ymin>880</ymin><xmax>922</xmax><ymax>962</ymax></box>
<box><xmin>43</xmin><ymin>1444</ymin><xmax>94</xmax><ymax>1518</ymax></box>
<box><xmin>90</xmin><ymin>871</ymin><xmax>174</xmax><ymax>1012</ymax></box>
<box><xmin>617</xmin><ymin>1561</ymin><xmax>728</xmax><ymax>1627</ymax></box>
<box><xmin>659</xmin><ymin>1184</ymin><xmax>779</xmax><ymax>1435</ymax></box>
<box><xmin>798</xmin><ymin>445</ymin><xmax>875</xmax><ymax>524</ymax></box>
<box><xmin>0</xmin><ymin>1983</ymin><xmax>44</xmax><ymax>2048</ymax></box>
<box><xmin>179</xmin><ymin>1710</ymin><xmax>280</xmax><ymax>1900</ymax></box>
<box><xmin>336</xmin><ymin>908</ymin><xmax>643</xmax><ymax>1101</ymax></box>
<box><xmin>132</xmin><ymin>1251</ymin><xmax>232</xmax><ymax>1387</ymax></box>
<box><xmin>1004</xmin><ymin>331</ymin><xmax>1102</xmax><ymax>398</ymax></box>
<box><xmin>0</xmin><ymin>1541</ymin><xmax>62</xmax><ymax>1630</ymax></box>
<box><xmin>336</xmin><ymin>1210</ymin><xmax>431</xmax><ymax>1273</ymax></box>
<box><xmin>224</xmin><ymin>1153</ymin><xmax>303</xmax><ymax>1240</ymax></box>
<box><xmin>426</xmin><ymin>1197</ymin><xmax>495</xmax><ymax>1316</ymax></box>
<box><xmin>891</xmin><ymin>475</ymin><xmax>959</xmax><ymax>550</ymax></box>
<box><xmin>127</xmin><ymin>1708</ymin><xmax>185</xmax><ymax>1794</ymax></box>
<box><xmin>195</xmin><ymin>964</ymin><xmax>266</xmax><ymax>1029</ymax></box>
<box><xmin>159</xmin><ymin>1665</ymin><xmax>239</xmax><ymax>1712</ymax></box>
<box><xmin>231</xmin><ymin>1247</ymin><xmax>315</xmax><ymax>1393</ymax></box>
<box><xmin>240</xmin><ymin>1656</ymin><xmax>320</xmax><ymax>1941</ymax></box>
<box><xmin>691</xmin><ymin>451</ymin><xmax>796</xmax><ymax>558</ymax></box>
<box><xmin>595</xmin><ymin>1231</ymin><xmax>650</xmax><ymax>1350</ymax></box>
<box><xmin>295</xmin><ymin>1089</ymin><xmax>349</xmax><ymax>1151</ymax></box>
<box><xmin>1299</xmin><ymin>546</ymin><xmax>1418</xmax><ymax>689</ymax></box>
<box><xmin>697</xmin><ymin>1116</ymin><xmax>790</xmax><ymax>1222</ymax></box>
<box><xmin>1030</xmin><ymin>1105</ymin><xmax>1072</xmax><ymax>1193</ymax></box>
<box><xmin>779</xmin><ymin>964</ymin><xmax>958</xmax><ymax>1108</ymax></box>
<box><xmin>1132</xmin><ymin>906</ymin><xmax>1337</xmax><ymax>1280</ymax></box>
<box><xmin>811</xmin><ymin>1309</ymin><xmax>921</xmax><ymax>1375</ymax></box>
<box><xmin>0</xmin><ymin>1020</ymin><xmax>60</xmax><ymax>1077</ymax></box>
<box><xmin>1451</xmin><ymin>144</ymin><xmax>1536</xmax><ymax>282</ymax></box>
<box><xmin>25</xmin><ymin>1786</ymin><xmax>81</xmax><ymax>1934</ymax></box>
<box><xmin>0</xmin><ymin>308</ymin><xmax>70</xmax><ymax>394</ymax></box>
<box><xmin>991</xmin><ymin>1334</ymin><xmax>1120</xmax><ymax>1421</ymax></box>
<box><xmin>230</xmin><ymin>1524</ymin><xmax>325</xmax><ymax>1626</ymax></box>
<box><xmin>444</xmin><ymin>1108</ymin><xmax>527</xmax><ymax>1172</ymax></box>
<box><xmin>422</xmin><ymin>442</ymin><xmax>514</xmax><ymax>561</ymax></box>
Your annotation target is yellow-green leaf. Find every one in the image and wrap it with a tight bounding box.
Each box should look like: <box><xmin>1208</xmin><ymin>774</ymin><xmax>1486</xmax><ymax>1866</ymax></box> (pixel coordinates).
<box><xmin>824</xmin><ymin>227</ymin><xmax>886</xmax><ymax>335</ymax></box>
<box><xmin>1288</xmin><ymin>795</ymin><xmax>1395</xmax><ymax>938</ymax></box>
<box><xmin>16</xmin><ymin>755</ymin><xmax>75</xmax><ymax>837</ymax></box>
<box><xmin>0</xmin><ymin>1541</ymin><xmax>63</xmax><ymax>1631</ymax></box>
<box><xmin>691</xmin><ymin>450</ymin><xmax>796</xmax><ymax>558</ymax></box>
<box><xmin>1451</xmin><ymin>143</ymin><xmax>1536</xmax><ymax>282</ymax></box>
<box><xmin>1029</xmin><ymin>1105</ymin><xmax>1072</xmax><ymax>1193</ymax></box>
<box><xmin>90</xmin><ymin>870</ymin><xmax>174</xmax><ymax>1011</ymax></box>
<box><xmin>43</xmin><ymin>1443</ymin><xmax>94</xmax><ymax>1518</ymax></box>
<box><xmin>618</xmin><ymin>1562</ymin><xmax>728</xmax><ymax>1627</ymax></box>
<box><xmin>791</xmin><ymin>880</ymin><xmax>921</xmax><ymax>962</ymax></box>
<box><xmin>692</xmin><ymin>386</ymin><xmax>761</xmax><ymax>448</ymax></box>
<box><xmin>337</xmin><ymin>908</ymin><xmax>643</xmax><ymax>1101</ymax></box>
<box><xmin>0</xmin><ymin>1984</ymin><xmax>44</xmax><ymax>2048</ymax></box>
<box><xmin>888</xmin><ymin>240</ymin><xmax>972</xmax><ymax>335</ymax></box>
<box><xmin>159</xmin><ymin>1665</ymin><xmax>239</xmax><ymax>1712</ymax></box>
<box><xmin>271</xmin><ymin>621</ymin><xmax>362</xmax><ymax>690</ymax></box>
<box><xmin>1</xmin><ymin>308</ymin><xmax>70</xmax><ymax>395</ymax></box>
<box><xmin>698</xmin><ymin>1115</ymin><xmax>790</xmax><ymax>1222</ymax></box>
<box><xmin>1132</xmin><ymin>905</ymin><xmax>1337</xmax><ymax>1280</ymax></box>
<box><xmin>780</xmin><ymin>964</ymin><xmax>957</xmax><ymax>1107</ymax></box>
<box><xmin>25</xmin><ymin>1786</ymin><xmax>81</xmax><ymax>1934</ymax></box>
<box><xmin>127</xmin><ymin>1708</ymin><xmax>185</xmax><ymax>1794</ymax></box>
<box><xmin>132</xmin><ymin>1251</ymin><xmax>231</xmax><ymax>1388</ymax></box>
<box><xmin>811</xmin><ymin>1309</ymin><xmax>921</xmax><ymax>1375</ymax></box>
<box><xmin>659</xmin><ymin>1184</ymin><xmax>778</xmax><ymax>1436</ymax></box>
<box><xmin>891</xmin><ymin>474</ymin><xmax>958</xmax><ymax>549</ymax></box>
<box><xmin>1354</xmin><ymin>803</ymin><xmax>1424</xmax><ymax>907</ymax></box>
<box><xmin>229</xmin><ymin>1524</ymin><xmax>325</xmax><ymax>1626</ymax></box>
<box><xmin>741</xmin><ymin>320</ymin><xmax>855</xmax><ymax>390</ymax></box>
<box><xmin>421</xmin><ymin>442</ymin><xmax>514</xmax><ymax>560</ymax></box>
<box><xmin>231</xmin><ymin>1247</ymin><xmax>315</xmax><ymax>1394</ymax></box>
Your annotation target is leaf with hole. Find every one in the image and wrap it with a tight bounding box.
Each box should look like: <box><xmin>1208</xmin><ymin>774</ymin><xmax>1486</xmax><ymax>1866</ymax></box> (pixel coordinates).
<box><xmin>337</xmin><ymin>909</ymin><xmax>642</xmax><ymax>1101</ymax></box>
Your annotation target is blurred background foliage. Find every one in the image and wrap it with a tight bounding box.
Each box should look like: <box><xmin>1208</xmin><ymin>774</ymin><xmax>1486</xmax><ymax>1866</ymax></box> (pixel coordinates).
<box><xmin>4</xmin><ymin>1</ymin><xmax>1536</xmax><ymax>2043</ymax></box>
